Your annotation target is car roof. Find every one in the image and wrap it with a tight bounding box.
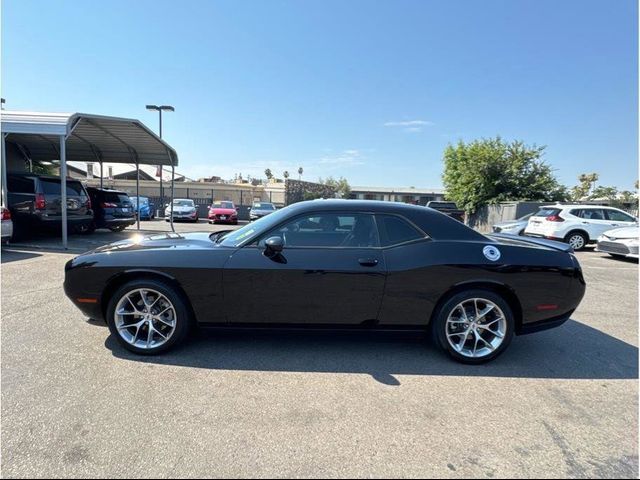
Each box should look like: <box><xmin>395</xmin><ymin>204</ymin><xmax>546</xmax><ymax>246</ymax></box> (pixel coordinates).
<box><xmin>541</xmin><ymin>204</ymin><xmax>620</xmax><ymax>210</ymax></box>
<box><xmin>7</xmin><ymin>172</ymin><xmax>83</xmax><ymax>182</ymax></box>
<box><xmin>282</xmin><ymin>199</ymin><xmax>486</xmax><ymax>241</ymax></box>
<box><xmin>87</xmin><ymin>187</ymin><xmax>127</xmax><ymax>194</ymax></box>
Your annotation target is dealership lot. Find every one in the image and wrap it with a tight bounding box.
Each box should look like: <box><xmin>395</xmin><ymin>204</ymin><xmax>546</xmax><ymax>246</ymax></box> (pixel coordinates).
<box><xmin>1</xmin><ymin>227</ymin><xmax>638</xmax><ymax>478</ymax></box>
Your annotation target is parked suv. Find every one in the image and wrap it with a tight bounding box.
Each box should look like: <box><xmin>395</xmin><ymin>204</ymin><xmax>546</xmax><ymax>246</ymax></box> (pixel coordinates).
<box><xmin>86</xmin><ymin>187</ymin><xmax>136</xmax><ymax>232</ymax></box>
<box><xmin>6</xmin><ymin>173</ymin><xmax>93</xmax><ymax>239</ymax></box>
<box><xmin>524</xmin><ymin>204</ymin><xmax>637</xmax><ymax>250</ymax></box>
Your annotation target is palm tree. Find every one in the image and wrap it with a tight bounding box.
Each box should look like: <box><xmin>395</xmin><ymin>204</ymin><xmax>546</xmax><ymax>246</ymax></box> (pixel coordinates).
<box><xmin>264</xmin><ymin>168</ymin><xmax>273</xmax><ymax>181</ymax></box>
<box><xmin>298</xmin><ymin>167</ymin><xmax>303</xmax><ymax>180</ymax></box>
<box><xmin>283</xmin><ymin>171</ymin><xmax>290</xmax><ymax>180</ymax></box>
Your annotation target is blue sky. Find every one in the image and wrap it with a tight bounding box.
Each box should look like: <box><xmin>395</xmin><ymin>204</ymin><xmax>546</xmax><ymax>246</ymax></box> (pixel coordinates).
<box><xmin>2</xmin><ymin>0</ymin><xmax>637</xmax><ymax>189</ymax></box>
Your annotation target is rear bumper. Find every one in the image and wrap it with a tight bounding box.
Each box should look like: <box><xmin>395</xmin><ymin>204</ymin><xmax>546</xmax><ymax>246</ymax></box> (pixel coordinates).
<box><xmin>101</xmin><ymin>217</ymin><xmax>136</xmax><ymax>228</ymax></box>
<box><xmin>517</xmin><ymin>311</ymin><xmax>573</xmax><ymax>335</ymax></box>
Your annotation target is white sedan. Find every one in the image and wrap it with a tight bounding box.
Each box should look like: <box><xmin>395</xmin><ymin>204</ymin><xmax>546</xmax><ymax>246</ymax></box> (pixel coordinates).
<box><xmin>596</xmin><ymin>226</ymin><xmax>639</xmax><ymax>259</ymax></box>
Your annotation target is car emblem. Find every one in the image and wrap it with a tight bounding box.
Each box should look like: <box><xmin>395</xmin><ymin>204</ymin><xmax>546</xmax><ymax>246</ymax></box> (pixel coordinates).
<box><xmin>483</xmin><ymin>245</ymin><xmax>501</xmax><ymax>261</ymax></box>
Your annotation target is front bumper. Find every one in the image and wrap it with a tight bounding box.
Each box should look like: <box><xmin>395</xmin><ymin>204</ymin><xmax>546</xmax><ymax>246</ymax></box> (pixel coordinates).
<box><xmin>596</xmin><ymin>239</ymin><xmax>639</xmax><ymax>258</ymax></box>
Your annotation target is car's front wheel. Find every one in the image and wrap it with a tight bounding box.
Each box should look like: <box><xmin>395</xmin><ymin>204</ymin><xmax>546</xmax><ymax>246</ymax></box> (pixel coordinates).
<box><xmin>106</xmin><ymin>279</ymin><xmax>191</xmax><ymax>355</ymax></box>
<box><xmin>432</xmin><ymin>289</ymin><xmax>514</xmax><ymax>364</ymax></box>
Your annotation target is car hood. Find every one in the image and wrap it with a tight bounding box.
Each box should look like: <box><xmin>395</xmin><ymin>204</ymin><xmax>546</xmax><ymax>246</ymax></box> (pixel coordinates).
<box><xmin>493</xmin><ymin>219</ymin><xmax>526</xmax><ymax>228</ymax></box>
<box><xmin>168</xmin><ymin>206</ymin><xmax>195</xmax><ymax>213</ymax></box>
<box><xmin>93</xmin><ymin>232</ymin><xmax>215</xmax><ymax>253</ymax></box>
<box><xmin>210</xmin><ymin>208</ymin><xmax>236</xmax><ymax>214</ymax></box>
<box><xmin>251</xmin><ymin>209</ymin><xmax>274</xmax><ymax>215</ymax></box>
<box><xmin>603</xmin><ymin>226</ymin><xmax>639</xmax><ymax>239</ymax></box>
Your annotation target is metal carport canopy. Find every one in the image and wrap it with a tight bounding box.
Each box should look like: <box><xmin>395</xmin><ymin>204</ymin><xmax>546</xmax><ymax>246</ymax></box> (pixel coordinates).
<box><xmin>1</xmin><ymin>111</ymin><xmax>180</xmax><ymax>248</ymax></box>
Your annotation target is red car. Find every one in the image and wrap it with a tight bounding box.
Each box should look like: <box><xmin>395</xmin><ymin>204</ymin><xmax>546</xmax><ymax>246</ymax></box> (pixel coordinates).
<box><xmin>208</xmin><ymin>201</ymin><xmax>238</xmax><ymax>225</ymax></box>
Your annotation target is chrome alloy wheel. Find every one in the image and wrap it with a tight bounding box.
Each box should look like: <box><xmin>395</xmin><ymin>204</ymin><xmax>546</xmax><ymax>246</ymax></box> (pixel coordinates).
<box><xmin>445</xmin><ymin>298</ymin><xmax>507</xmax><ymax>359</ymax></box>
<box><xmin>568</xmin><ymin>234</ymin><xmax>585</xmax><ymax>250</ymax></box>
<box><xmin>114</xmin><ymin>288</ymin><xmax>177</xmax><ymax>349</ymax></box>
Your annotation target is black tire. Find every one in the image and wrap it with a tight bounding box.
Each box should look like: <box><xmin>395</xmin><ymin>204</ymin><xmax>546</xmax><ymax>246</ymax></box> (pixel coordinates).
<box><xmin>77</xmin><ymin>223</ymin><xmax>94</xmax><ymax>235</ymax></box>
<box><xmin>106</xmin><ymin>278</ymin><xmax>192</xmax><ymax>355</ymax></box>
<box><xmin>564</xmin><ymin>231</ymin><xmax>588</xmax><ymax>251</ymax></box>
<box><xmin>431</xmin><ymin>289</ymin><xmax>515</xmax><ymax>364</ymax></box>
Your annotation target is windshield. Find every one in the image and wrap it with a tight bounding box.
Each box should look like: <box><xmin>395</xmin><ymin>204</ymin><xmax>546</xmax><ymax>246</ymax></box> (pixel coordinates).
<box><xmin>217</xmin><ymin>206</ymin><xmax>291</xmax><ymax>247</ymax></box>
<box><xmin>253</xmin><ymin>203</ymin><xmax>275</xmax><ymax>210</ymax></box>
<box><xmin>213</xmin><ymin>201</ymin><xmax>234</xmax><ymax>209</ymax></box>
<box><xmin>131</xmin><ymin>197</ymin><xmax>149</xmax><ymax>206</ymax></box>
<box><xmin>173</xmin><ymin>200</ymin><xmax>194</xmax><ymax>207</ymax></box>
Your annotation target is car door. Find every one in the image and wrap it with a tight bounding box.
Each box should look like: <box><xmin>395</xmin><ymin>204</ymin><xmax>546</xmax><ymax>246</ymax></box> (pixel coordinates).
<box><xmin>604</xmin><ymin>208</ymin><xmax>638</xmax><ymax>229</ymax></box>
<box><xmin>222</xmin><ymin>212</ymin><xmax>386</xmax><ymax>325</ymax></box>
<box><xmin>578</xmin><ymin>208</ymin><xmax>612</xmax><ymax>239</ymax></box>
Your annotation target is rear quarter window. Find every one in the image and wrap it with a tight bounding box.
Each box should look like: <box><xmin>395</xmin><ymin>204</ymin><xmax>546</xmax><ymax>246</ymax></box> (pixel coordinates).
<box><xmin>376</xmin><ymin>214</ymin><xmax>425</xmax><ymax>247</ymax></box>
<box><xmin>8</xmin><ymin>176</ymin><xmax>35</xmax><ymax>194</ymax></box>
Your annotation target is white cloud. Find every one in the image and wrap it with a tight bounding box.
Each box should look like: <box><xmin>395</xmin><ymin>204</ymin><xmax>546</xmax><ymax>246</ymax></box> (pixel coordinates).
<box><xmin>318</xmin><ymin>149</ymin><xmax>366</xmax><ymax>167</ymax></box>
<box><xmin>384</xmin><ymin>119</ymin><xmax>435</xmax><ymax>133</ymax></box>
<box><xmin>384</xmin><ymin>120</ymin><xmax>434</xmax><ymax>127</ymax></box>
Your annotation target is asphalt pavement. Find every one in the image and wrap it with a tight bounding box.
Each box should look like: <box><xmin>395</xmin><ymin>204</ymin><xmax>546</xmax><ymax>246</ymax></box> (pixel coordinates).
<box><xmin>1</xmin><ymin>230</ymin><xmax>637</xmax><ymax>478</ymax></box>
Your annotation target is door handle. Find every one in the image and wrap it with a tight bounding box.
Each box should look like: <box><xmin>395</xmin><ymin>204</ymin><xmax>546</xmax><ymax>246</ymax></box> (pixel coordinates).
<box><xmin>611</xmin><ymin>224</ymin><xmax>619</xmax><ymax>227</ymax></box>
<box><xmin>358</xmin><ymin>258</ymin><xmax>379</xmax><ymax>267</ymax></box>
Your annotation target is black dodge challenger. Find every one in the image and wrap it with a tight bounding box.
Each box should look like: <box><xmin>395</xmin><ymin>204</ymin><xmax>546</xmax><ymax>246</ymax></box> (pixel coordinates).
<box><xmin>64</xmin><ymin>200</ymin><xmax>586</xmax><ymax>363</ymax></box>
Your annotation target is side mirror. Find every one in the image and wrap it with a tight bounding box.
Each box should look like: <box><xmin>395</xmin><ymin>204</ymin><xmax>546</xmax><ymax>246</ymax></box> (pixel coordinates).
<box><xmin>264</xmin><ymin>236</ymin><xmax>284</xmax><ymax>255</ymax></box>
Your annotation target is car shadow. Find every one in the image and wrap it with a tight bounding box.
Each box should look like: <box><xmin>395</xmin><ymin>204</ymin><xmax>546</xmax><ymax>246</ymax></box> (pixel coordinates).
<box><xmin>0</xmin><ymin>248</ymin><xmax>43</xmax><ymax>263</ymax></box>
<box><xmin>105</xmin><ymin>319</ymin><xmax>638</xmax><ymax>385</ymax></box>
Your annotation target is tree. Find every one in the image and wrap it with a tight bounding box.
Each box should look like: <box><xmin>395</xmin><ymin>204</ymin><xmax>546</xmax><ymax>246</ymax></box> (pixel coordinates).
<box><xmin>283</xmin><ymin>170</ymin><xmax>290</xmax><ymax>180</ymax></box>
<box><xmin>589</xmin><ymin>185</ymin><xmax>617</xmax><ymax>201</ymax></box>
<box><xmin>570</xmin><ymin>173</ymin><xmax>599</xmax><ymax>201</ymax></box>
<box><xmin>264</xmin><ymin>168</ymin><xmax>273</xmax><ymax>181</ymax></box>
<box><xmin>298</xmin><ymin>167</ymin><xmax>303</xmax><ymax>180</ymax></box>
<box><xmin>442</xmin><ymin>137</ymin><xmax>568</xmax><ymax>214</ymax></box>
<box><xmin>619</xmin><ymin>190</ymin><xmax>636</xmax><ymax>204</ymax></box>
<box><xmin>319</xmin><ymin>176</ymin><xmax>351</xmax><ymax>198</ymax></box>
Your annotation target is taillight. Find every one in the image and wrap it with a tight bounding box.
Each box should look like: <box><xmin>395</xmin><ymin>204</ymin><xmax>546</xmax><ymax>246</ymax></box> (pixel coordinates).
<box><xmin>546</xmin><ymin>214</ymin><xmax>564</xmax><ymax>222</ymax></box>
<box><xmin>1</xmin><ymin>208</ymin><xmax>10</xmax><ymax>221</ymax></box>
<box><xmin>35</xmin><ymin>193</ymin><xmax>46</xmax><ymax>210</ymax></box>
<box><xmin>101</xmin><ymin>202</ymin><xmax>117</xmax><ymax>208</ymax></box>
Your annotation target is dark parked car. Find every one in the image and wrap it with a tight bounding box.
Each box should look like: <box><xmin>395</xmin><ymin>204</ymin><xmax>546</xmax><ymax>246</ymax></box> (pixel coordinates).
<box><xmin>7</xmin><ymin>173</ymin><xmax>93</xmax><ymax>239</ymax></box>
<box><xmin>426</xmin><ymin>201</ymin><xmax>465</xmax><ymax>223</ymax></box>
<box><xmin>64</xmin><ymin>200</ymin><xmax>586</xmax><ymax>364</ymax></box>
<box><xmin>86</xmin><ymin>187</ymin><xmax>136</xmax><ymax>232</ymax></box>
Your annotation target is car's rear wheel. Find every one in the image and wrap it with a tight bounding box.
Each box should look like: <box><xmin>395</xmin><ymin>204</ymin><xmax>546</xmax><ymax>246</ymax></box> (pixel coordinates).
<box><xmin>106</xmin><ymin>279</ymin><xmax>191</xmax><ymax>355</ymax></box>
<box><xmin>432</xmin><ymin>289</ymin><xmax>514</xmax><ymax>364</ymax></box>
<box><xmin>565</xmin><ymin>231</ymin><xmax>587</xmax><ymax>251</ymax></box>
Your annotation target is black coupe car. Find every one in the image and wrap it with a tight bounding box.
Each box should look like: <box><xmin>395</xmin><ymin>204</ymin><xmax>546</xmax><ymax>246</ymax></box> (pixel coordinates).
<box><xmin>64</xmin><ymin>200</ymin><xmax>586</xmax><ymax>363</ymax></box>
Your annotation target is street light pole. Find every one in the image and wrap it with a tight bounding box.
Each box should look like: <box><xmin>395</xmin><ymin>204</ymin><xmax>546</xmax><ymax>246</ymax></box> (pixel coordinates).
<box><xmin>146</xmin><ymin>104</ymin><xmax>174</xmax><ymax>216</ymax></box>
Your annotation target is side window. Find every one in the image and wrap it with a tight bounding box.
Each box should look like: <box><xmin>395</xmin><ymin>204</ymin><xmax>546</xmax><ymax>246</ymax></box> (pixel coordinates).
<box><xmin>570</xmin><ymin>209</ymin><xmax>584</xmax><ymax>218</ymax></box>
<box><xmin>583</xmin><ymin>209</ymin><xmax>605</xmax><ymax>220</ymax></box>
<box><xmin>605</xmin><ymin>210</ymin><xmax>636</xmax><ymax>222</ymax></box>
<box><xmin>266</xmin><ymin>213</ymin><xmax>378</xmax><ymax>248</ymax></box>
<box><xmin>376</xmin><ymin>214</ymin><xmax>425</xmax><ymax>247</ymax></box>
<box><xmin>7</xmin><ymin>176</ymin><xmax>35</xmax><ymax>194</ymax></box>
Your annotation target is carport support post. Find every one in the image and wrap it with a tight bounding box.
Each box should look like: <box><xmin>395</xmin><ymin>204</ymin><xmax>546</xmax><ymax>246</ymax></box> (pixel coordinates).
<box><xmin>100</xmin><ymin>161</ymin><xmax>103</xmax><ymax>189</ymax></box>
<box><xmin>136</xmin><ymin>162</ymin><xmax>140</xmax><ymax>231</ymax></box>
<box><xmin>60</xmin><ymin>135</ymin><xmax>68</xmax><ymax>249</ymax></box>
<box><xmin>1</xmin><ymin>134</ymin><xmax>7</xmax><ymax>207</ymax></box>
<box><xmin>170</xmin><ymin>163</ymin><xmax>175</xmax><ymax>232</ymax></box>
